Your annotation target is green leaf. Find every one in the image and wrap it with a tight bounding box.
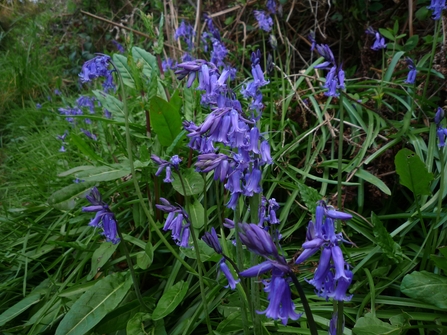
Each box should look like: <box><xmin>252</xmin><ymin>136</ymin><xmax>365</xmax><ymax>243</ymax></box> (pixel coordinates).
<box><xmin>126</xmin><ymin>312</ymin><xmax>151</xmax><ymax>335</ymax></box>
<box><xmin>58</xmin><ymin>166</ymin><xmax>95</xmax><ymax>177</ymax></box>
<box><xmin>69</xmin><ymin>133</ymin><xmax>103</xmax><ymax>162</ymax></box>
<box><xmin>47</xmin><ymin>182</ymin><xmax>96</xmax><ymax>210</ymax></box>
<box><xmin>180</xmin><ymin>239</ymin><xmax>216</xmax><ymax>262</ymax></box>
<box><xmin>113</xmin><ymin>54</ymin><xmax>135</xmax><ymax>89</ymax></box>
<box><xmin>355</xmin><ymin>168</ymin><xmax>391</xmax><ymax>195</ymax></box>
<box><xmin>384</xmin><ymin>51</ymin><xmax>405</xmax><ymax>81</ymax></box>
<box><xmin>371</xmin><ymin>212</ymin><xmax>403</xmax><ymax>263</ymax></box>
<box><xmin>189</xmin><ymin>199</ymin><xmax>204</xmax><ymax>229</ymax></box>
<box><xmin>216</xmin><ymin>310</ymin><xmax>243</xmax><ymax>332</ymax></box>
<box><xmin>353</xmin><ymin>313</ymin><xmax>400</xmax><ymax>335</ymax></box>
<box><xmin>378</xmin><ymin>28</ymin><xmax>395</xmax><ymax>41</ymax></box>
<box><xmin>152</xmin><ymin>281</ymin><xmax>189</xmax><ymax>321</ymax></box>
<box><xmin>296</xmin><ymin>181</ymin><xmax>321</xmax><ymax>213</ymax></box>
<box><xmin>183</xmin><ymin>87</ymin><xmax>195</xmax><ymax>121</ymax></box>
<box><xmin>394</xmin><ymin>148</ymin><xmax>433</xmax><ymax>196</ymax></box>
<box><xmin>149</xmin><ymin>96</ymin><xmax>182</xmax><ymax>147</ymax></box>
<box><xmin>55</xmin><ymin>272</ymin><xmax>132</xmax><ymax>335</ymax></box>
<box><xmin>0</xmin><ymin>293</ymin><xmax>42</xmax><ymax>326</ymax></box>
<box><xmin>400</xmin><ymin>271</ymin><xmax>447</xmax><ymax>309</ymax></box>
<box><xmin>132</xmin><ymin>46</ymin><xmax>158</xmax><ymax>74</ymax></box>
<box><xmin>75</xmin><ymin>164</ymin><xmax>130</xmax><ymax>182</ymax></box>
<box><xmin>430</xmin><ymin>253</ymin><xmax>447</xmax><ymax>273</ymax></box>
<box><xmin>171</xmin><ymin>168</ymin><xmax>205</xmax><ymax>196</ymax></box>
<box><xmin>170</xmin><ymin>89</ymin><xmax>182</xmax><ymax>115</ymax></box>
<box><xmin>136</xmin><ymin>242</ymin><xmax>154</xmax><ymax>270</ymax></box>
<box><xmin>403</xmin><ymin>35</ymin><xmax>419</xmax><ymax>52</ymax></box>
<box><xmin>92</xmin><ymin>90</ymin><xmax>124</xmax><ymax>120</ymax></box>
<box><xmin>88</xmin><ymin>242</ymin><xmax>120</xmax><ymax>280</ymax></box>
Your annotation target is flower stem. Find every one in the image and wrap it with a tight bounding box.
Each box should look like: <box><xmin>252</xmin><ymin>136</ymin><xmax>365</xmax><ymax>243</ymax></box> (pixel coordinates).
<box><xmin>289</xmin><ymin>271</ymin><xmax>318</xmax><ymax>335</ymax></box>
<box><xmin>111</xmin><ymin>60</ymin><xmax>199</xmax><ymax>277</ymax></box>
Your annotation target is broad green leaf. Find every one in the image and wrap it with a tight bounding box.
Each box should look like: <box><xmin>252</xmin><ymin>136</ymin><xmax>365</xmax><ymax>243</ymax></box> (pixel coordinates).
<box><xmin>371</xmin><ymin>212</ymin><xmax>403</xmax><ymax>263</ymax></box>
<box><xmin>378</xmin><ymin>28</ymin><xmax>395</xmax><ymax>41</ymax></box>
<box><xmin>75</xmin><ymin>164</ymin><xmax>130</xmax><ymax>182</ymax></box>
<box><xmin>0</xmin><ymin>293</ymin><xmax>42</xmax><ymax>326</ymax></box>
<box><xmin>394</xmin><ymin>148</ymin><xmax>433</xmax><ymax>196</ymax></box>
<box><xmin>132</xmin><ymin>46</ymin><xmax>158</xmax><ymax>74</ymax></box>
<box><xmin>152</xmin><ymin>281</ymin><xmax>189</xmax><ymax>321</ymax></box>
<box><xmin>189</xmin><ymin>199</ymin><xmax>205</xmax><ymax>229</ymax></box>
<box><xmin>126</xmin><ymin>312</ymin><xmax>151</xmax><ymax>335</ymax></box>
<box><xmin>47</xmin><ymin>182</ymin><xmax>96</xmax><ymax>210</ymax></box>
<box><xmin>170</xmin><ymin>90</ymin><xmax>182</xmax><ymax>115</ymax></box>
<box><xmin>92</xmin><ymin>90</ymin><xmax>124</xmax><ymax>121</ymax></box>
<box><xmin>59</xmin><ymin>282</ymin><xmax>96</xmax><ymax>298</ymax></box>
<box><xmin>94</xmin><ymin>299</ymin><xmax>148</xmax><ymax>334</ymax></box>
<box><xmin>171</xmin><ymin>168</ymin><xmax>205</xmax><ymax>196</ymax></box>
<box><xmin>180</xmin><ymin>239</ymin><xmax>216</xmax><ymax>262</ymax></box>
<box><xmin>70</xmin><ymin>133</ymin><xmax>103</xmax><ymax>162</ymax></box>
<box><xmin>149</xmin><ymin>96</ymin><xmax>182</xmax><ymax>147</ymax></box>
<box><xmin>400</xmin><ymin>271</ymin><xmax>447</xmax><ymax>309</ymax></box>
<box><xmin>55</xmin><ymin>272</ymin><xmax>132</xmax><ymax>335</ymax></box>
<box><xmin>353</xmin><ymin>313</ymin><xmax>400</xmax><ymax>335</ymax></box>
<box><xmin>136</xmin><ymin>237</ymin><xmax>156</xmax><ymax>270</ymax></box>
<box><xmin>88</xmin><ymin>242</ymin><xmax>120</xmax><ymax>280</ymax></box>
<box><xmin>430</xmin><ymin>253</ymin><xmax>447</xmax><ymax>273</ymax></box>
<box><xmin>216</xmin><ymin>310</ymin><xmax>243</xmax><ymax>332</ymax></box>
<box><xmin>113</xmin><ymin>53</ymin><xmax>135</xmax><ymax>88</ymax></box>
<box><xmin>58</xmin><ymin>166</ymin><xmax>95</xmax><ymax>177</ymax></box>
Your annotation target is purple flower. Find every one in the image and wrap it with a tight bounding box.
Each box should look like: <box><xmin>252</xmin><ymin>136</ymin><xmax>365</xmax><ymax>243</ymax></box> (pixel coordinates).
<box><xmin>56</xmin><ymin>130</ymin><xmax>68</xmax><ymax>141</ymax></box>
<box><xmin>202</xmin><ymin>227</ymin><xmax>222</xmax><ymax>254</ymax></box>
<box><xmin>435</xmin><ymin>107</ymin><xmax>445</xmax><ymax>125</ymax></box>
<box><xmin>162</xmin><ymin>58</ymin><xmax>177</xmax><ymax>72</ymax></box>
<box><xmin>59</xmin><ymin>145</ymin><xmax>66</xmax><ymax>152</ymax></box>
<box><xmin>329</xmin><ymin>312</ymin><xmax>343</xmax><ymax>335</ymax></box>
<box><xmin>295</xmin><ymin>201</ymin><xmax>353</xmax><ymax>300</ymax></box>
<box><xmin>83</xmin><ymin>187</ymin><xmax>120</xmax><ymax>244</ymax></box>
<box><xmin>79</xmin><ymin>55</ymin><xmax>115</xmax><ymax>92</ymax></box>
<box><xmin>239</xmin><ymin>223</ymin><xmax>280</xmax><ymax>259</ymax></box>
<box><xmin>54</xmin><ymin>89</ymin><xmax>62</xmax><ymax>96</ymax></box>
<box><xmin>266</xmin><ymin>0</ymin><xmax>277</xmax><ymax>14</ymax></box>
<box><xmin>365</xmin><ymin>27</ymin><xmax>387</xmax><ymax>50</ymax></box>
<box><xmin>258</xmin><ymin>269</ymin><xmax>303</xmax><ymax>325</ymax></box>
<box><xmin>80</xmin><ymin>128</ymin><xmax>97</xmax><ymax>141</ymax></box>
<box><xmin>437</xmin><ymin>127</ymin><xmax>447</xmax><ymax>147</ymax></box>
<box><xmin>156</xmin><ymin>198</ymin><xmax>191</xmax><ymax>247</ymax></box>
<box><xmin>175</xmin><ymin>21</ymin><xmax>196</xmax><ymax>51</ymax></box>
<box><xmin>254</xmin><ymin>10</ymin><xmax>274</xmax><ymax>32</ymax></box>
<box><xmin>428</xmin><ymin>0</ymin><xmax>447</xmax><ymax>20</ymax></box>
<box><xmin>104</xmin><ymin>109</ymin><xmax>112</xmax><ymax>119</ymax></box>
<box><xmin>151</xmin><ymin>154</ymin><xmax>182</xmax><ymax>183</ymax></box>
<box><xmin>218</xmin><ymin>258</ymin><xmax>240</xmax><ymax>289</ymax></box>
<box><xmin>77</xmin><ymin>96</ymin><xmax>95</xmax><ymax>114</ymax></box>
<box><xmin>112</xmin><ymin>40</ymin><xmax>125</xmax><ymax>53</ymax></box>
<box><xmin>36</xmin><ymin>103</ymin><xmax>42</xmax><ymax>109</ymax></box>
<box><xmin>404</xmin><ymin>57</ymin><xmax>417</xmax><ymax>84</ymax></box>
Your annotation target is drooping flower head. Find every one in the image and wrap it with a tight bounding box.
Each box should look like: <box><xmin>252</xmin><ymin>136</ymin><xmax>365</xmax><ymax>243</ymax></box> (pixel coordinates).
<box><xmin>79</xmin><ymin>55</ymin><xmax>116</xmax><ymax>92</ymax></box>
<box><xmin>365</xmin><ymin>27</ymin><xmax>387</xmax><ymax>51</ymax></box>
<box><xmin>427</xmin><ymin>0</ymin><xmax>447</xmax><ymax>20</ymax></box>
<box><xmin>296</xmin><ymin>200</ymin><xmax>353</xmax><ymax>301</ymax></box>
<box><xmin>254</xmin><ymin>10</ymin><xmax>274</xmax><ymax>32</ymax></box>
<box><xmin>313</xmin><ymin>44</ymin><xmax>345</xmax><ymax>97</ymax></box>
<box><xmin>174</xmin><ymin>21</ymin><xmax>196</xmax><ymax>51</ymax></box>
<box><xmin>151</xmin><ymin>154</ymin><xmax>182</xmax><ymax>183</ymax></box>
<box><xmin>82</xmin><ymin>187</ymin><xmax>120</xmax><ymax>244</ymax></box>
<box><xmin>404</xmin><ymin>57</ymin><xmax>417</xmax><ymax>84</ymax></box>
<box><xmin>156</xmin><ymin>198</ymin><xmax>191</xmax><ymax>248</ymax></box>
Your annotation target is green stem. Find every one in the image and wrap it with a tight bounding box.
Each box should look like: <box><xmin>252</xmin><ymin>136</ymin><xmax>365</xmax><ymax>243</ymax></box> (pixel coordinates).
<box><xmin>422</xmin><ymin>20</ymin><xmax>441</xmax><ymax>100</ymax></box>
<box><xmin>289</xmin><ymin>271</ymin><xmax>318</xmax><ymax>335</ymax></box>
<box><xmin>111</xmin><ymin>61</ymin><xmax>198</xmax><ymax>277</ymax></box>
<box><xmin>364</xmin><ymin>268</ymin><xmax>375</xmax><ymax>318</ymax></box>
<box><xmin>336</xmin><ymin>97</ymin><xmax>344</xmax><ymax>335</ymax></box>
<box><xmin>177</xmin><ymin>173</ymin><xmax>213</xmax><ymax>334</ymax></box>
<box><xmin>116</xmin><ymin>227</ymin><xmax>150</xmax><ymax>311</ymax></box>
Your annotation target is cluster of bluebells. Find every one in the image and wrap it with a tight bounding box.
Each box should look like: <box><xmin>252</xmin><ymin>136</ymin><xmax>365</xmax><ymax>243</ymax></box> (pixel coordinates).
<box><xmin>404</xmin><ymin>57</ymin><xmax>417</xmax><ymax>84</ymax></box>
<box><xmin>365</xmin><ymin>27</ymin><xmax>387</xmax><ymax>51</ymax></box>
<box><xmin>56</xmin><ymin>130</ymin><xmax>68</xmax><ymax>152</ymax></box>
<box><xmin>253</xmin><ymin>0</ymin><xmax>278</xmax><ymax>32</ymax></box>
<box><xmin>55</xmin><ymin>57</ymin><xmax>115</xmax><ymax>153</ymax></box>
<box><xmin>79</xmin><ymin>54</ymin><xmax>116</xmax><ymax>93</ymax></box>
<box><xmin>434</xmin><ymin>107</ymin><xmax>447</xmax><ymax>147</ymax></box>
<box><xmin>201</xmin><ymin>15</ymin><xmax>229</xmax><ymax>67</ymax></box>
<box><xmin>83</xmin><ymin>187</ymin><xmax>120</xmax><ymax>244</ymax></box>
<box><xmin>427</xmin><ymin>0</ymin><xmax>447</xmax><ymax>20</ymax></box>
<box><xmin>295</xmin><ymin>200</ymin><xmax>353</xmax><ymax>302</ymax></box>
<box><xmin>174</xmin><ymin>21</ymin><xmax>196</xmax><ymax>52</ymax></box>
<box><xmin>174</xmin><ymin>47</ymin><xmax>272</xmax><ymax>210</ymax></box>
<box><xmin>311</xmin><ymin>37</ymin><xmax>345</xmax><ymax>97</ymax></box>
<box><xmin>156</xmin><ymin>198</ymin><xmax>191</xmax><ymax>248</ymax></box>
